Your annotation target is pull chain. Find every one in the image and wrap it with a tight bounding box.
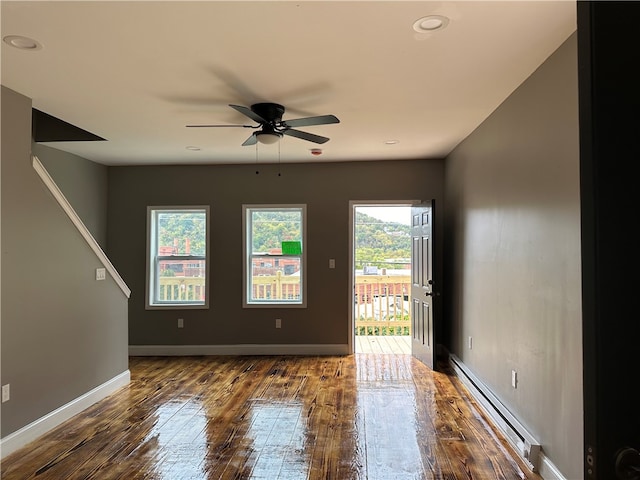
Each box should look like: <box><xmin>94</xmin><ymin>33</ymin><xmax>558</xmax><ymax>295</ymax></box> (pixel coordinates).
<box><xmin>277</xmin><ymin>140</ymin><xmax>281</xmax><ymax>177</ymax></box>
<box><xmin>255</xmin><ymin>141</ymin><xmax>259</xmax><ymax>175</ymax></box>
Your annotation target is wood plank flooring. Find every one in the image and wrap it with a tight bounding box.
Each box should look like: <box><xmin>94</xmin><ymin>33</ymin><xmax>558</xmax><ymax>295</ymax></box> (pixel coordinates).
<box><xmin>1</xmin><ymin>354</ymin><xmax>540</xmax><ymax>480</ymax></box>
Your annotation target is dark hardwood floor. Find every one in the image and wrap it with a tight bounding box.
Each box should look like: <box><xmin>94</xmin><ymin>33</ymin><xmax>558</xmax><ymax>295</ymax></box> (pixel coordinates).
<box><xmin>1</xmin><ymin>354</ymin><xmax>540</xmax><ymax>479</ymax></box>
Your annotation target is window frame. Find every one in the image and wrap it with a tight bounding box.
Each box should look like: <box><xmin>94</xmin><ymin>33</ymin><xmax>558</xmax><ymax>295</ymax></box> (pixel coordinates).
<box><xmin>146</xmin><ymin>205</ymin><xmax>210</xmax><ymax>310</ymax></box>
<box><xmin>243</xmin><ymin>204</ymin><xmax>307</xmax><ymax>308</ymax></box>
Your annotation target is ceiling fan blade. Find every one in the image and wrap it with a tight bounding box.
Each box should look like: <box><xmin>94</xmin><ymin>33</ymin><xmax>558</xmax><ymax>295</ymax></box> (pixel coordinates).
<box><xmin>242</xmin><ymin>133</ymin><xmax>258</xmax><ymax>146</ymax></box>
<box><xmin>229</xmin><ymin>104</ymin><xmax>267</xmax><ymax>124</ymax></box>
<box><xmin>283</xmin><ymin>128</ymin><xmax>330</xmax><ymax>144</ymax></box>
<box><xmin>186</xmin><ymin>124</ymin><xmax>254</xmax><ymax>128</ymax></box>
<box><xmin>282</xmin><ymin>114</ymin><xmax>340</xmax><ymax>128</ymax></box>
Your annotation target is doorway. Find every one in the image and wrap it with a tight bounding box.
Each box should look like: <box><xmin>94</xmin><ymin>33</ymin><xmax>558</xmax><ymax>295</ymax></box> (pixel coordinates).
<box><xmin>350</xmin><ymin>202</ymin><xmax>413</xmax><ymax>354</ymax></box>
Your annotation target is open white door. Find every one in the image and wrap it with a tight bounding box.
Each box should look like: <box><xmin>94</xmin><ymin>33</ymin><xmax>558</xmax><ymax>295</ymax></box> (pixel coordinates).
<box><xmin>410</xmin><ymin>201</ymin><xmax>436</xmax><ymax>369</ymax></box>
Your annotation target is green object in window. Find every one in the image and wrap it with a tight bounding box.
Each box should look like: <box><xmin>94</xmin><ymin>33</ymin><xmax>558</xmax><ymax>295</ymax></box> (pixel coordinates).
<box><xmin>281</xmin><ymin>241</ymin><xmax>302</xmax><ymax>255</ymax></box>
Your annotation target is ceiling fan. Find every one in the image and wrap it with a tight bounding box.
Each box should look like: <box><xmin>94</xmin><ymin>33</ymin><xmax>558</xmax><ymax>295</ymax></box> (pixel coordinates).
<box><xmin>186</xmin><ymin>103</ymin><xmax>339</xmax><ymax>146</ymax></box>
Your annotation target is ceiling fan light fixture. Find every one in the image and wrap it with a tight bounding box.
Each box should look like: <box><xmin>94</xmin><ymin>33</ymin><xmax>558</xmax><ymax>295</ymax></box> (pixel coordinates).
<box><xmin>256</xmin><ymin>131</ymin><xmax>282</xmax><ymax>144</ymax></box>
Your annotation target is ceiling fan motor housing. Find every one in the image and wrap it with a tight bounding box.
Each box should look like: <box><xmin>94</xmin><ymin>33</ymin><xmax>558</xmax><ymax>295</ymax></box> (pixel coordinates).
<box><xmin>251</xmin><ymin>103</ymin><xmax>285</xmax><ymax>124</ymax></box>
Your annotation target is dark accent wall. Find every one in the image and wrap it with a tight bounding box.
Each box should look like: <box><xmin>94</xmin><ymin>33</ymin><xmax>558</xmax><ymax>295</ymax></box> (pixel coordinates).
<box><xmin>445</xmin><ymin>34</ymin><xmax>581</xmax><ymax>478</ymax></box>
<box><xmin>0</xmin><ymin>86</ymin><xmax>129</xmax><ymax>438</ymax></box>
<box><xmin>107</xmin><ymin>160</ymin><xmax>444</xmax><ymax>347</ymax></box>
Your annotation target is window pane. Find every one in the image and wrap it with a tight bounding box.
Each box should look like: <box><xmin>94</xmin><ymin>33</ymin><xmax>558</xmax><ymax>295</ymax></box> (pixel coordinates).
<box><xmin>156</xmin><ymin>211</ymin><xmax>206</xmax><ymax>256</ymax></box>
<box><xmin>250</xmin><ymin>256</ymin><xmax>301</xmax><ymax>302</ymax></box>
<box><xmin>157</xmin><ymin>259</ymin><xmax>206</xmax><ymax>303</ymax></box>
<box><xmin>251</xmin><ymin>209</ymin><xmax>302</xmax><ymax>254</ymax></box>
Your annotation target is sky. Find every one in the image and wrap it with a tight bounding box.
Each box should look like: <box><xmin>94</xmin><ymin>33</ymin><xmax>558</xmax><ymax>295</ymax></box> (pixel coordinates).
<box><xmin>356</xmin><ymin>206</ymin><xmax>411</xmax><ymax>225</ymax></box>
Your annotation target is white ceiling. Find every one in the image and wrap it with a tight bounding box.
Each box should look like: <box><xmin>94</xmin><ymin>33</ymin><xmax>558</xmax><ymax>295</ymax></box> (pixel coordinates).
<box><xmin>1</xmin><ymin>1</ymin><xmax>576</xmax><ymax>166</ymax></box>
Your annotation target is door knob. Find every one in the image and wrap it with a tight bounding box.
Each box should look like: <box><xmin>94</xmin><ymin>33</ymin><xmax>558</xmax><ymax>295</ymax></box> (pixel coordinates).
<box><xmin>616</xmin><ymin>447</ymin><xmax>640</xmax><ymax>480</ymax></box>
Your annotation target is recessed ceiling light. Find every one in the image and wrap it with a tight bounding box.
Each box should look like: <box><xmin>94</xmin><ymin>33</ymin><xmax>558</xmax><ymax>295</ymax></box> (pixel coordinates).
<box><xmin>185</xmin><ymin>146</ymin><xmax>201</xmax><ymax>151</ymax></box>
<box><xmin>3</xmin><ymin>35</ymin><xmax>42</xmax><ymax>50</ymax></box>
<box><xmin>413</xmin><ymin>15</ymin><xmax>449</xmax><ymax>33</ymax></box>
<box><xmin>384</xmin><ymin>140</ymin><xmax>400</xmax><ymax>145</ymax></box>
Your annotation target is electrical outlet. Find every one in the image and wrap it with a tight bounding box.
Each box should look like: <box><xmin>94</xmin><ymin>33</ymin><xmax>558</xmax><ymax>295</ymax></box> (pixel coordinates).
<box><xmin>2</xmin><ymin>384</ymin><xmax>10</xmax><ymax>403</ymax></box>
<box><xmin>178</xmin><ymin>318</ymin><xmax>184</xmax><ymax>328</ymax></box>
<box><xmin>468</xmin><ymin>336</ymin><xmax>473</xmax><ymax>349</ymax></box>
<box><xmin>96</xmin><ymin>268</ymin><xmax>106</xmax><ymax>281</ymax></box>
<box><xmin>511</xmin><ymin>370</ymin><xmax>518</xmax><ymax>389</ymax></box>
<box><xmin>329</xmin><ymin>259</ymin><xmax>336</xmax><ymax>269</ymax></box>
<box><xmin>275</xmin><ymin>318</ymin><xmax>282</xmax><ymax>329</ymax></box>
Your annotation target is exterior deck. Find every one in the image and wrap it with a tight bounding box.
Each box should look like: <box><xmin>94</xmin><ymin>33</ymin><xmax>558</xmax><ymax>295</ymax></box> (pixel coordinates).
<box><xmin>355</xmin><ymin>335</ymin><xmax>411</xmax><ymax>354</ymax></box>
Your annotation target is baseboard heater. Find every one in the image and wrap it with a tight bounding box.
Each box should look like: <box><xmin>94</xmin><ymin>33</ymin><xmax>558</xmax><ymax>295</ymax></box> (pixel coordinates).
<box><xmin>448</xmin><ymin>354</ymin><xmax>542</xmax><ymax>472</ymax></box>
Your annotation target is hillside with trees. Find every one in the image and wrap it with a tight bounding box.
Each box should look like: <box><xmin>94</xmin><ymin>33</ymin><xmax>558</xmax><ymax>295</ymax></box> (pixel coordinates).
<box><xmin>157</xmin><ymin>210</ymin><xmax>411</xmax><ymax>269</ymax></box>
<box><xmin>250</xmin><ymin>210</ymin><xmax>301</xmax><ymax>252</ymax></box>
<box><xmin>355</xmin><ymin>211</ymin><xmax>410</xmax><ymax>270</ymax></box>
<box><xmin>158</xmin><ymin>211</ymin><xmax>206</xmax><ymax>255</ymax></box>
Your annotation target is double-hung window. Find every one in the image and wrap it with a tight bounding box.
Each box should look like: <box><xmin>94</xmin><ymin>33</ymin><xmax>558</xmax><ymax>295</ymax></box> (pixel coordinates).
<box><xmin>243</xmin><ymin>205</ymin><xmax>306</xmax><ymax>307</ymax></box>
<box><xmin>147</xmin><ymin>206</ymin><xmax>209</xmax><ymax>309</ymax></box>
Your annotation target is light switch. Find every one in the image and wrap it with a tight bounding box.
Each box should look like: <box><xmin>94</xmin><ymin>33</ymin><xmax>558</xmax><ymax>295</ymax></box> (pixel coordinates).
<box><xmin>2</xmin><ymin>384</ymin><xmax>10</xmax><ymax>403</ymax></box>
<box><xmin>96</xmin><ymin>268</ymin><xmax>106</xmax><ymax>281</ymax></box>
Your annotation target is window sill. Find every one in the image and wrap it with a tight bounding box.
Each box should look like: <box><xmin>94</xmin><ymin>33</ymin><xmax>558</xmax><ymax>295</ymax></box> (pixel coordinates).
<box><xmin>146</xmin><ymin>304</ymin><xmax>209</xmax><ymax>310</ymax></box>
<box><xmin>243</xmin><ymin>302</ymin><xmax>307</xmax><ymax>309</ymax></box>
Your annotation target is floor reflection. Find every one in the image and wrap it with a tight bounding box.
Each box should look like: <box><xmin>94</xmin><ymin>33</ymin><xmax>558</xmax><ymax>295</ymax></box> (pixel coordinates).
<box><xmin>245</xmin><ymin>401</ymin><xmax>307</xmax><ymax>479</ymax></box>
<box><xmin>356</xmin><ymin>355</ymin><xmax>426</xmax><ymax>479</ymax></box>
<box><xmin>142</xmin><ymin>398</ymin><xmax>209</xmax><ymax>479</ymax></box>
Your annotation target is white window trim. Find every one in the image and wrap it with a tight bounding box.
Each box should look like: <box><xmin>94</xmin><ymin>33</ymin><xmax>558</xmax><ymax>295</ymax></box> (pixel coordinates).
<box><xmin>243</xmin><ymin>204</ymin><xmax>307</xmax><ymax>308</ymax></box>
<box><xmin>146</xmin><ymin>205</ymin><xmax>210</xmax><ymax>310</ymax></box>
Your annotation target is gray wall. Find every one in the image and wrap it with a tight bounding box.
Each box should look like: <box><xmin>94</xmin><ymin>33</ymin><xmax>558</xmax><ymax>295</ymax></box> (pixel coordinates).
<box><xmin>34</xmin><ymin>144</ymin><xmax>109</xmax><ymax>249</ymax></box>
<box><xmin>444</xmin><ymin>34</ymin><xmax>582</xmax><ymax>478</ymax></box>
<box><xmin>107</xmin><ymin>160</ymin><xmax>444</xmax><ymax>347</ymax></box>
<box><xmin>0</xmin><ymin>86</ymin><xmax>129</xmax><ymax>438</ymax></box>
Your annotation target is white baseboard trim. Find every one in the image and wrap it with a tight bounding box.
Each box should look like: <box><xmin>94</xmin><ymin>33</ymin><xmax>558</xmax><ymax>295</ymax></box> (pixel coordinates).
<box><xmin>0</xmin><ymin>370</ymin><xmax>130</xmax><ymax>459</ymax></box>
<box><xmin>538</xmin><ymin>452</ymin><xmax>568</xmax><ymax>480</ymax></box>
<box><xmin>129</xmin><ymin>344</ymin><xmax>350</xmax><ymax>356</ymax></box>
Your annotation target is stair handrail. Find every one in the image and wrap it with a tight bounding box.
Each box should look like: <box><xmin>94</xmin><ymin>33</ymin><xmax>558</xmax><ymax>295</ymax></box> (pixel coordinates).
<box><xmin>32</xmin><ymin>155</ymin><xmax>131</xmax><ymax>298</ymax></box>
